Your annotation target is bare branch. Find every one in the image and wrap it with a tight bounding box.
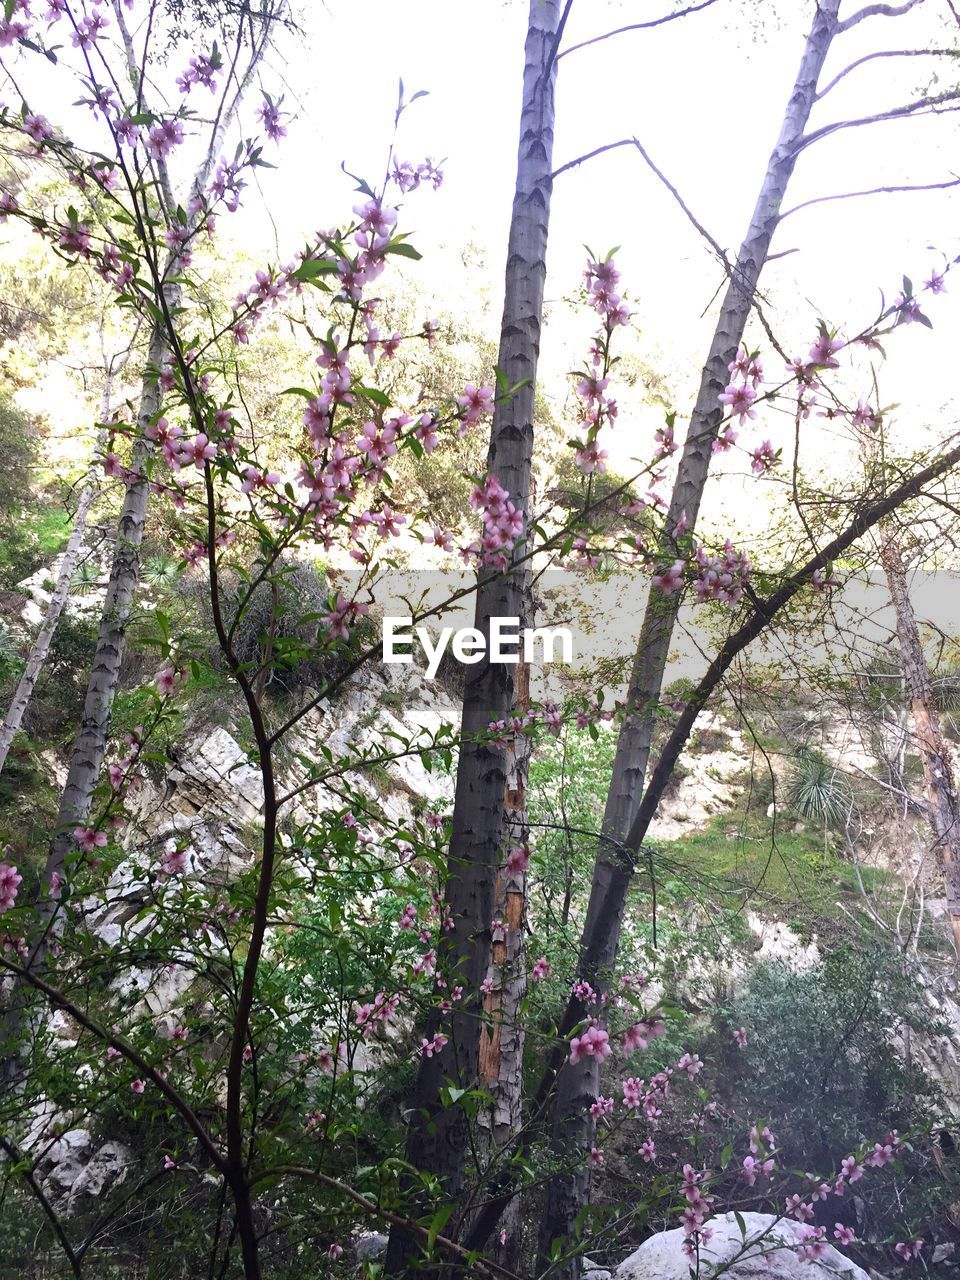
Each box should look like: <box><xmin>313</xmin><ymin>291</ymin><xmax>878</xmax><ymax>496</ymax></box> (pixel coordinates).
<box><xmin>780</xmin><ymin>173</ymin><xmax>960</xmax><ymax>219</ymax></box>
<box><xmin>557</xmin><ymin>0</ymin><xmax>720</xmax><ymax>61</ymax></box>
<box><xmin>817</xmin><ymin>48</ymin><xmax>960</xmax><ymax>99</ymax></box>
<box><xmin>0</xmin><ymin>1134</ymin><xmax>82</xmax><ymax>1279</ymax></box>
<box><xmin>797</xmin><ymin>88</ymin><xmax>960</xmax><ymax>152</ymax></box>
<box><xmin>549</xmin><ymin>136</ymin><xmax>635</xmax><ymax>180</ymax></box>
<box><xmin>838</xmin><ymin>0</ymin><xmax>925</xmax><ymax>34</ymax></box>
<box><xmin>0</xmin><ymin>955</ymin><xmax>226</xmax><ymax>1173</ymax></box>
<box><xmin>544</xmin><ymin>0</ymin><xmax>575</xmax><ymax>78</ymax></box>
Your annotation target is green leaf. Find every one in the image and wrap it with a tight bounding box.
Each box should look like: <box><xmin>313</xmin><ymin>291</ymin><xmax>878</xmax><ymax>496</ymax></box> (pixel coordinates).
<box><xmin>427</xmin><ymin>1204</ymin><xmax>454</xmax><ymax>1254</ymax></box>
<box><xmin>384</xmin><ymin>240</ymin><xmax>422</xmax><ymax>261</ymax></box>
<box><xmin>356</xmin><ymin>385</ymin><xmax>391</xmax><ymax>407</ymax></box>
<box><xmin>281</xmin><ymin>386</ymin><xmax>317</xmax><ymax>400</ymax></box>
<box><xmin>290</xmin><ymin>259</ymin><xmax>337</xmax><ymax>283</ymax></box>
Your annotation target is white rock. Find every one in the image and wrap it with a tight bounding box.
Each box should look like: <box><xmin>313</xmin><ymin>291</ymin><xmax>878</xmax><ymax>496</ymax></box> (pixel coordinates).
<box><xmin>355</xmin><ymin>1232</ymin><xmax>389</xmax><ymax>1261</ymax></box>
<box><xmin>65</xmin><ymin>1140</ymin><xmax>134</xmax><ymax>1206</ymax></box>
<box><xmin>614</xmin><ymin>1213</ymin><xmax>870</xmax><ymax>1279</ymax></box>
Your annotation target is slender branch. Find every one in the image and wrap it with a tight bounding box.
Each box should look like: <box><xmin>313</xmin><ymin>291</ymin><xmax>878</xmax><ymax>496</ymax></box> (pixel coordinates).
<box><xmin>249</xmin><ymin>1165</ymin><xmax>522</xmax><ymax>1280</ymax></box>
<box><xmin>629</xmin><ymin>136</ymin><xmax>729</xmax><ymax>265</ymax></box>
<box><xmin>549</xmin><ymin>136</ymin><xmax>635</xmax><ymax>181</ymax></box>
<box><xmin>797</xmin><ymin>89</ymin><xmax>960</xmax><ymax>151</ymax></box>
<box><xmin>780</xmin><ymin>174</ymin><xmax>960</xmax><ymax>219</ymax></box>
<box><xmin>544</xmin><ymin>0</ymin><xmax>575</xmax><ymax>78</ymax></box>
<box><xmin>838</xmin><ymin>0</ymin><xmax>924</xmax><ymax>33</ymax></box>
<box><xmin>557</xmin><ymin>0</ymin><xmax>720</xmax><ymax>60</ymax></box>
<box><xmin>816</xmin><ymin>47</ymin><xmax>960</xmax><ymax>99</ymax></box>
<box><xmin>0</xmin><ymin>956</ymin><xmax>226</xmax><ymax>1173</ymax></box>
<box><xmin>0</xmin><ymin>1135</ymin><xmax>82</xmax><ymax>1279</ymax></box>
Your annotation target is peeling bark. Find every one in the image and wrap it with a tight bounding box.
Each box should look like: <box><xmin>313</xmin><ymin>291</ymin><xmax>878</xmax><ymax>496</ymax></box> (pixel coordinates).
<box><xmin>881</xmin><ymin>536</ymin><xmax>960</xmax><ymax>956</ymax></box>
<box><xmin>387</xmin><ymin>2</ymin><xmax>560</xmax><ymax>1269</ymax></box>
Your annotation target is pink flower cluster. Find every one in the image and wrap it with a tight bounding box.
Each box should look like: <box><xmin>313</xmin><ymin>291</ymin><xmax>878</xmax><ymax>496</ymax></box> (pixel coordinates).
<box><xmin>177</xmin><ymin>52</ymin><xmax>221</xmax><ymax>95</ymax></box>
<box><xmin>466</xmin><ymin>474</ymin><xmax>523</xmax><ymax>569</ymax></box>
<box><xmin>420</xmin><ymin>1032</ymin><xmax>448</xmax><ymax>1058</ymax></box>
<box><xmin>391</xmin><ymin>158</ymin><xmax>444</xmax><ymax>193</ymax></box>
<box><xmin>718</xmin><ymin>345</ymin><xmax>763</xmax><ymax>430</ymax></box>
<box><xmin>679</xmin><ymin>1162</ymin><xmax>716</xmax><ymax>1258</ymax></box>
<box><xmin>569</xmin><ymin>1024</ymin><xmax>611</xmax><ymax>1065</ymax></box>
<box><xmin>355</xmin><ymin>990</ymin><xmax>400</xmax><ymax>1039</ymax></box>
<box><xmin>0</xmin><ymin>863</ymin><xmax>22</xmax><ymax>913</ymax></box>
<box><xmin>692</xmin><ymin>540</ymin><xmax>751</xmax><ymax>606</ymax></box>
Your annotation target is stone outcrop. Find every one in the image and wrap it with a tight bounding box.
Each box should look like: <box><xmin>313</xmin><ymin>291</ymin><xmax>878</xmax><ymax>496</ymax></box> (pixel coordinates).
<box><xmin>614</xmin><ymin>1212</ymin><xmax>871</xmax><ymax>1280</ymax></box>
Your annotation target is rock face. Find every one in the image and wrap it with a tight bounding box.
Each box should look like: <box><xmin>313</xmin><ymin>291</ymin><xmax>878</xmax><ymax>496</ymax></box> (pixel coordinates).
<box><xmin>614</xmin><ymin>1213</ymin><xmax>870</xmax><ymax>1279</ymax></box>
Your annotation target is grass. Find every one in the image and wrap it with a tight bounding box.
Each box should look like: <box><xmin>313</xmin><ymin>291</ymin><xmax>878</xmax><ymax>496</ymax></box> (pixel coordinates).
<box><xmin>658</xmin><ymin>812</ymin><xmax>893</xmax><ymax>937</ymax></box>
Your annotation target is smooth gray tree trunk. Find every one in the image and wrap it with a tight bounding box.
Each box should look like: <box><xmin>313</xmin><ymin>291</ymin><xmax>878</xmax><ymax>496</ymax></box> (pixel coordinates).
<box><xmin>538</xmin><ymin>2</ymin><xmax>844</xmax><ymax>1268</ymax></box>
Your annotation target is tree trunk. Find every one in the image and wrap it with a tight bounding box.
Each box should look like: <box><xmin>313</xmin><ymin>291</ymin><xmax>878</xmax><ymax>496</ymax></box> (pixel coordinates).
<box><xmin>0</xmin><ymin>482</ymin><xmax>97</xmax><ymax>777</ymax></box>
<box><xmin>0</xmin><ymin>350</ymin><xmax>125</xmax><ymax>778</ymax></box>
<box><xmin>538</xmin><ymin>2</ymin><xmax>843</xmax><ymax>1268</ymax></box>
<box><xmin>41</xmin><ymin>324</ymin><xmax>165</xmax><ymax>887</ymax></box>
<box><xmin>473</xmin><ymin>659</ymin><xmax>530</xmax><ymax>1269</ymax></box>
<box><xmin>387</xmin><ymin>2</ymin><xmax>560</xmax><ymax>1269</ymax></box>
<box><xmin>881</xmin><ymin>535</ymin><xmax>960</xmax><ymax>956</ymax></box>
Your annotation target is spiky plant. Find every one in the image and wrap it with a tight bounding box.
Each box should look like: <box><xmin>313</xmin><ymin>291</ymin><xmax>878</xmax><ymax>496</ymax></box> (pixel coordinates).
<box><xmin>788</xmin><ymin>749</ymin><xmax>852</xmax><ymax>829</ymax></box>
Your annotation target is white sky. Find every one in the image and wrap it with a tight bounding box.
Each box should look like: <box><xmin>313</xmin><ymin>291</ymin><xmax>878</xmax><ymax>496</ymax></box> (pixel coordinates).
<box><xmin>226</xmin><ymin>0</ymin><xmax>960</xmax><ymax>530</ymax></box>
<box><xmin>7</xmin><ymin>0</ymin><xmax>960</xmax><ymax>549</ymax></box>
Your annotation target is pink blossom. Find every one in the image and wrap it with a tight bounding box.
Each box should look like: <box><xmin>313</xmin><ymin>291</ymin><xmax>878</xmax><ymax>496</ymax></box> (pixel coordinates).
<box><xmin>457</xmin><ymin>382</ymin><xmax>495</xmax><ymax>427</ymax></box>
<box><xmin>796</xmin><ymin>1226</ymin><xmax>829</xmax><ymax>1262</ymax></box>
<box><xmin>420</xmin><ymin>1033</ymin><xmax>448</xmax><ymax>1058</ymax></box>
<box><xmin>0</xmin><ymin>863</ymin><xmax>22</xmax><ymax>913</ymax></box>
<box><xmin>718</xmin><ymin>381</ymin><xmax>758</xmax><ymax>425</ymax></box>
<box><xmin>147</xmin><ymin>118</ymin><xmax>185</xmax><ymax>160</ymax></box>
<box><xmin>257</xmin><ymin>97</ymin><xmax>287</xmax><ymax>142</ymax></box>
<box><xmin>74</xmin><ymin>827</ymin><xmax>107</xmax><ymax>852</ymax></box>
<box><xmin>833</xmin><ymin>1224</ymin><xmax>856</xmax><ymax>1247</ymax></box>
<box><xmin>569</xmin><ymin>1025</ymin><xmax>611</xmax><ymax>1065</ymax></box>
<box><xmin>784</xmin><ymin>1194</ymin><xmax>814</xmax><ymax>1222</ymax></box>
<box><xmin>925</xmin><ymin>270</ymin><xmax>947</xmax><ymax>294</ymax></box>
<box><xmin>531</xmin><ymin>956</ymin><xmax>551</xmax><ymax>981</ymax></box>
<box><xmin>163</xmin><ymin>1155</ymin><xmax>176</xmax><ymax>1170</ymax></box>
<box><xmin>131</xmin><ymin>1079</ymin><xmax>145</xmax><ymax>1094</ymax></box>
<box><xmin>23</xmin><ymin>113</ymin><xmax>53</xmax><ymax>144</ymax></box>
<box><xmin>651</xmin><ymin>560</ymin><xmax>684</xmax><ymax>595</ymax></box>
<box><xmin>894</xmin><ymin>1240</ymin><xmax>924</xmax><ymax>1261</ymax></box>
<box><xmin>638</xmin><ymin>1138</ymin><xmax>656</xmax><ymax>1162</ymax></box>
<box><xmin>840</xmin><ymin>1155</ymin><xmax>862</xmax><ymax>1183</ymax></box>
<box><xmin>328</xmin><ymin>1244</ymin><xmax>344</xmax><ymax>1261</ymax></box>
<box><xmin>505</xmin><ymin>845</ymin><xmax>530</xmax><ymax>875</ymax></box>
<box><xmin>750</xmin><ymin>440</ymin><xmax>778</xmax><ymax>475</ymax></box>
<box><xmin>587</xmin><ymin>1147</ymin><xmax>604</xmax><ymax>1166</ymax></box>
<box><xmin>157</xmin><ymin>666</ymin><xmax>182</xmax><ymax>696</ymax></box>
<box><xmin>808</xmin><ymin>331</ymin><xmax>843</xmax><ymax>368</ymax></box>
<box><xmin>734</xmin><ymin>1026</ymin><xmax>748</xmax><ymax>1048</ymax></box>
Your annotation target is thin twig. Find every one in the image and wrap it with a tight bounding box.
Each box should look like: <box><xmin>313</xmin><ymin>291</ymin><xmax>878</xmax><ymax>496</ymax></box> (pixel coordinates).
<box><xmin>797</xmin><ymin>89</ymin><xmax>960</xmax><ymax>153</ymax></box>
<box><xmin>817</xmin><ymin>47</ymin><xmax>960</xmax><ymax>99</ymax></box>
<box><xmin>780</xmin><ymin>175</ymin><xmax>960</xmax><ymax>220</ymax></box>
<box><xmin>557</xmin><ymin>0</ymin><xmax>720</xmax><ymax>60</ymax></box>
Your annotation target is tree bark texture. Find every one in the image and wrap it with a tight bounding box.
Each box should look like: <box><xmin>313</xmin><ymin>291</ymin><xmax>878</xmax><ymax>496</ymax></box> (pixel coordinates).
<box><xmin>538</xmin><ymin>2</ymin><xmax>844</xmax><ymax>1268</ymax></box>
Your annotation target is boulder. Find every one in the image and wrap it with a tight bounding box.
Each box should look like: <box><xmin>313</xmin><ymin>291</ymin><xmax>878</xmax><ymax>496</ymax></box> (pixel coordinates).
<box><xmin>614</xmin><ymin>1213</ymin><xmax>870</xmax><ymax>1279</ymax></box>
